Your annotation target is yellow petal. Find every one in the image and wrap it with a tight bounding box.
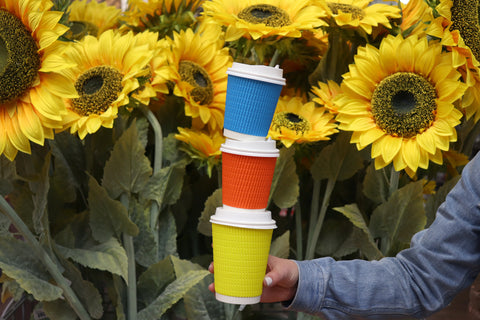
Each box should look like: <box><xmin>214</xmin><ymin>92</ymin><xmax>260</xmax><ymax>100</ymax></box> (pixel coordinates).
<box><xmin>29</xmin><ymin>86</ymin><xmax>64</xmax><ymax>121</ymax></box>
<box><xmin>381</xmin><ymin>135</ymin><xmax>402</xmax><ymax>163</ymax></box>
<box><xmin>358</xmin><ymin>127</ymin><xmax>384</xmax><ymax>149</ymax></box>
<box><xmin>17</xmin><ymin>102</ymin><xmax>44</xmax><ymax>146</ymax></box>
<box><xmin>86</xmin><ymin>117</ymin><xmax>102</xmax><ymax>134</ymax></box>
<box><xmin>0</xmin><ymin>111</ymin><xmax>6</xmax><ymax>155</ymax></box>
<box><xmin>6</xmin><ymin>114</ymin><xmax>31</xmax><ymax>155</ymax></box>
<box><xmin>416</xmin><ymin>131</ymin><xmax>436</xmax><ymax>155</ymax></box>
<box><xmin>402</xmin><ymin>139</ymin><xmax>420</xmax><ymax>172</ymax></box>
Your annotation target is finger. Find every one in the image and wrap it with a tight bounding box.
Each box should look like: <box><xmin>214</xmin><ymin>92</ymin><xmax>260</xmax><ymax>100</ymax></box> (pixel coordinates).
<box><xmin>208</xmin><ymin>282</ymin><xmax>215</xmax><ymax>293</ymax></box>
<box><xmin>208</xmin><ymin>262</ymin><xmax>214</xmax><ymax>273</ymax></box>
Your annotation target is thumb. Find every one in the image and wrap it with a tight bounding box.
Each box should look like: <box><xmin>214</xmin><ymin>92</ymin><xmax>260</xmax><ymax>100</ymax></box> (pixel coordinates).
<box><xmin>263</xmin><ymin>256</ymin><xmax>284</xmax><ymax>287</ymax></box>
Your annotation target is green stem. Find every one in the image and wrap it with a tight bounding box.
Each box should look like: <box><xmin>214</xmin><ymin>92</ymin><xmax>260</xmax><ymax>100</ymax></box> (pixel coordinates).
<box><xmin>141</xmin><ymin>106</ymin><xmax>163</xmax><ymax>175</ymax></box>
<box><xmin>250</xmin><ymin>48</ymin><xmax>261</xmax><ymax>65</ymax></box>
<box><xmin>120</xmin><ymin>194</ymin><xmax>137</xmax><ymax>320</ymax></box>
<box><xmin>140</xmin><ymin>106</ymin><xmax>163</xmax><ymax>259</ymax></box>
<box><xmin>305</xmin><ymin>178</ymin><xmax>336</xmax><ymax>260</ymax></box>
<box><xmin>389</xmin><ymin>166</ymin><xmax>400</xmax><ymax>197</ymax></box>
<box><xmin>0</xmin><ymin>197</ymin><xmax>91</xmax><ymax>320</ymax></box>
<box><xmin>306</xmin><ymin>179</ymin><xmax>321</xmax><ymax>249</ymax></box>
<box><xmin>269</xmin><ymin>49</ymin><xmax>281</xmax><ymax>67</ymax></box>
<box><xmin>295</xmin><ymin>202</ymin><xmax>303</xmax><ymax>260</ymax></box>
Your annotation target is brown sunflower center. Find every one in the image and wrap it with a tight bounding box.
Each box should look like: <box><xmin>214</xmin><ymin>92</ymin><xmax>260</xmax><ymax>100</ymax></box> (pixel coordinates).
<box><xmin>0</xmin><ymin>9</ymin><xmax>40</xmax><ymax>104</ymax></box>
<box><xmin>238</xmin><ymin>4</ymin><xmax>291</xmax><ymax>27</ymax></box>
<box><xmin>327</xmin><ymin>3</ymin><xmax>365</xmax><ymax>20</ymax></box>
<box><xmin>371</xmin><ymin>72</ymin><xmax>437</xmax><ymax>138</ymax></box>
<box><xmin>272</xmin><ymin>111</ymin><xmax>311</xmax><ymax>134</ymax></box>
<box><xmin>179</xmin><ymin>60</ymin><xmax>214</xmax><ymax>105</ymax></box>
<box><xmin>71</xmin><ymin>65</ymin><xmax>123</xmax><ymax>116</ymax></box>
<box><xmin>65</xmin><ymin>21</ymin><xmax>99</xmax><ymax>41</ymax></box>
<box><xmin>450</xmin><ymin>0</ymin><xmax>480</xmax><ymax>62</ymax></box>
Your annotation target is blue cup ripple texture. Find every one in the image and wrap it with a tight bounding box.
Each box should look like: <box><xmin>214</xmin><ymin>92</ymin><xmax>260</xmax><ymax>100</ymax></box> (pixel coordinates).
<box><xmin>224</xmin><ymin>75</ymin><xmax>283</xmax><ymax>138</ymax></box>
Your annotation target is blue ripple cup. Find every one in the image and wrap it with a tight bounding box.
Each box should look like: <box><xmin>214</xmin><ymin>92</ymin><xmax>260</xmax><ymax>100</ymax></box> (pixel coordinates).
<box><xmin>223</xmin><ymin>62</ymin><xmax>286</xmax><ymax>140</ymax></box>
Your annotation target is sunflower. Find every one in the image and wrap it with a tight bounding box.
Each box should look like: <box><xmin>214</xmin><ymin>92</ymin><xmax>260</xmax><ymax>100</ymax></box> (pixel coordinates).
<box><xmin>268</xmin><ymin>95</ymin><xmax>338</xmax><ymax>148</ymax></box>
<box><xmin>334</xmin><ymin>34</ymin><xmax>466</xmax><ymax>176</ymax></box>
<box><xmin>0</xmin><ymin>0</ymin><xmax>74</xmax><ymax>161</ymax></box>
<box><xmin>174</xmin><ymin>127</ymin><xmax>224</xmax><ymax>176</ymax></box>
<box><xmin>201</xmin><ymin>0</ymin><xmax>327</xmax><ymax>41</ymax></box>
<box><xmin>166</xmin><ymin>25</ymin><xmax>232</xmax><ymax>131</ymax></box>
<box><xmin>64</xmin><ymin>0</ymin><xmax>121</xmax><ymax>40</ymax></box>
<box><xmin>427</xmin><ymin>0</ymin><xmax>480</xmax><ymax>122</ymax></box>
<box><xmin>311</xmin><ymin>80</ymin><xmax>342</xmax><ymax>114</ymax></box>
<box><xmin>58</xmin><ymin>30</ymin><xmax>154</xmax><ymax>139</ymax></box>
<box><xmin>319</xmin><ymin>0</ymin><xmax>401</xmax><ymax>35</ymax></box>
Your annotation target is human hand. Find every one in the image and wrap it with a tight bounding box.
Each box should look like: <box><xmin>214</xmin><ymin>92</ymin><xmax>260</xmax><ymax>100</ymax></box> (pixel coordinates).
<box><xmin>208</xmin><ymin>255</ymin><xmax>299</xmax><ymax>304</ymax></box>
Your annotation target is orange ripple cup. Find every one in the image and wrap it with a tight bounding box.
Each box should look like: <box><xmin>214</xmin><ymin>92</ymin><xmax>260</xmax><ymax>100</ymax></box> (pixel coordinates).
<box><xmin>210</xmin><ymin>206</ymin><xmax>277</xmax><ymax>304</ymax></box>
<box><xmin>221</xmin><ymin>138</ymin><xmax>279</xmax><ymax>210</ymax></box>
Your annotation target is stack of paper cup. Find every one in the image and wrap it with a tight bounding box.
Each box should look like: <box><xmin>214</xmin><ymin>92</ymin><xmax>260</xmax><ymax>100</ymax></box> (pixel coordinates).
<box><xmin>211</xmin><ymin>62</ymin><xmax>285</xmax><ymax>305</ymax></box>
<box><xmin>223</xmin><ymin>62</ymin><xmax>286</xmax><ymax>140</ymax></box>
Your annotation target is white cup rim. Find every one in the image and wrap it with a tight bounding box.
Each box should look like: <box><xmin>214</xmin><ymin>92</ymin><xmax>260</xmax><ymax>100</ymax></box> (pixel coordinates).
<box><xmin>210</xmin><ymin>207</ymin><xmax>277</xmax><ymax>229</ymax></box>
<box><xmin>220</xmin><ymin>138</ymin><xmax>279</xmax><ymax>158</ymax></box>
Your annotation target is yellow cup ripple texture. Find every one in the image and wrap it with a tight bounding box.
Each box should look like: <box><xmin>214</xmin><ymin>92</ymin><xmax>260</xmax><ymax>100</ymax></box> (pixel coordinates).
<box><xmin>212</xmin><ymin>223</ymin><xmax>273</xmax><ymax>298</ymax></box>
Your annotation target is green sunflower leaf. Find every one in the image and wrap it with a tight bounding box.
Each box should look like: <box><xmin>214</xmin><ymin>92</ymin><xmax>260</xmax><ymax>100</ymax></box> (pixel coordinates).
<box><xmin>102</xmin><ymin>119</ymin><xmax>152</xmax><ymax>199</ymax></box>
<box><xmin>62</xmin><ymin>258</ymin><xmax>104</xmax><ymax>319</ymax></box>
<box><xmin>316</xmin><ymin>218</ymin><xmax>353</xmax><ymax>257</ymax></box>
<box><xmin>197</xmin><ymin>188</ymin><xmax>222</xmax><ymax>237</ymax></box>
<box><xmin>137</xmin><ymin>269</ymin><xmax>210</xmax><ymax>320</ymax></box>
<box><xmin>335</xmin><ymin>226</ymin><xmax>383</xmax><ymax>261</ymax></box>
<box><xmin>0</xmin><ymin>235</ymin><xmax>62</xmax><ymax>301</ymax></box>
<box><xmin>157</xmin><ymin>209</ymin><xmax>178</xmax><ymax>261</ymax></box>
<box><xmin>41</xmin><ymin>300</ymin><xmax>78</xmax><ymax>320</ymax></box>
<box><xmin>140</xmin><ymin>160</ymin><xmax>187</xmax><ymax>208</ymax></box>
<box><xmin>270</xmin><ymin>147</ymin><xmax>299</xmax><ymax>209</ymax></box>
<box><xmin>49</xmin><ymin>132</ymin><xmax>87</xmax><ymax>204</ymax></box>
<box><xmin>310</xmin><ymin>132</ymin><xmax>364</xmax><ymax>182</ymax></box>
<box><xmin>6</xmin><ymin>182</ymin><xmax>34</xmax><ymax>232</ymax></box>
<box><xmin>362</xmin><ymin>162</ymin><xmax>389</xmax><ymax>205</ymax></box>
<box><xmin>0</xmin><ymin>156</ymin><xmax>15</xmax><ymax>196</ymax></box>
<box><xmin>55</xmin><ymin>237</ymin><xmax>129</xmax><ymax>283</ymax></box>
<box><xmin>369</xmin><ymin>180</ymin><xmax>426</xmax><ymax>256</ymax></box>
<box><xmin>131</xmin><ymin>200</ymin><xmax>158</xmax><ymax>268</ymax></box>
<box><xmin>170</xmin><ymin>256</ymin><xmax>220</xmax><ymax>320</ymax></box>
<box><xmin>270</xmin><ymin>231</ymin><xmax>290</xmax><ymax>259</ymax></box>
<box><xmin>111</xmin><ymin>275</ymin><xmax>126</xmax><ymax>320</ymax></box>
<box><xmin>30</xmin><ymin>152</ymin><xmax>51</xmax><ymax>235</ymax></box>
<box><xmin>137</xmin><ymin>256</ymin><xmax>176</xmax><ymax>307</ymax></box>
<box><xmin>88</xmin><ymin>175</ymin><xmax>139</xmax><ymax>243</ymax></box>
<box><xmin>333</xmin><ymin>204</ymin><xmax>383</xmax><ymax>260</ymax></box>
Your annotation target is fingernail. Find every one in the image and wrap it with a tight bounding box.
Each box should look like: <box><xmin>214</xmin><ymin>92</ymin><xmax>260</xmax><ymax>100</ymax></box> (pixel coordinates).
<box><xmin>264</xmin><ymin>276</ymin><xmax>272</xmax><ymax>287</ymax></box>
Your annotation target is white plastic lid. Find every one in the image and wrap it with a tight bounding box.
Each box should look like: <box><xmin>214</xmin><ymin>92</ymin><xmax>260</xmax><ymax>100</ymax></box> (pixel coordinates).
<box><xmin>210</xmin><ymin>206</ymin><xmax>277</xmax><ymax>229</ymax></box>
<box><xmin>220</xmin><ymin>138</ymin><xmax>279</xmax><ymax>158</ymax></box>
<box><xmin>227</xmin><ymin>62</ymin><xmax>286</xmax><ymax>86</ymax></box>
